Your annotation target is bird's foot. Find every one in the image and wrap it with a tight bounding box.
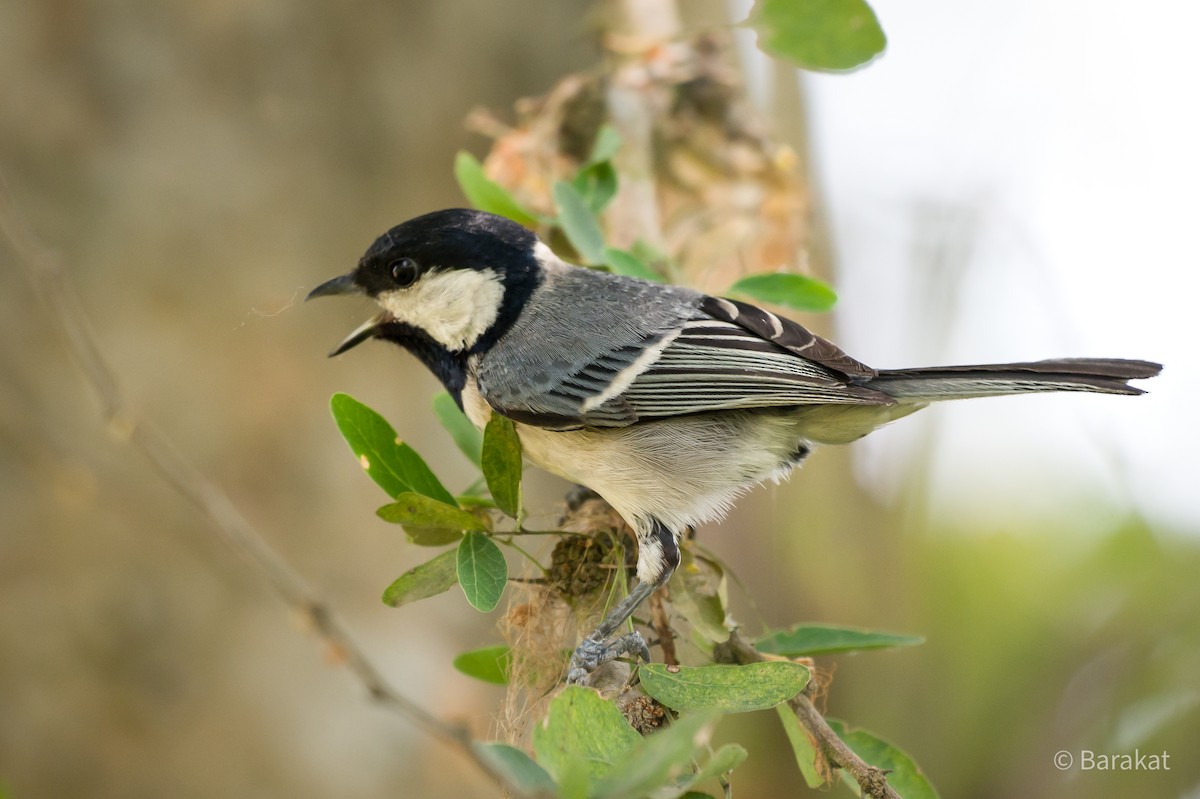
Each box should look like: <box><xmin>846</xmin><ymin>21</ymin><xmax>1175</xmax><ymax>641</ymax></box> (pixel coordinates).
<box><xmin>566</xmin><ymin>631</ymin><xmax>652</xmax><ymax>685</ymax></box>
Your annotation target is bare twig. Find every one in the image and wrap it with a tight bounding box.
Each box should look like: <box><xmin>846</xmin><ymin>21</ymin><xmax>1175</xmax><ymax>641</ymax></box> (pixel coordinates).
<box><xmin>647</xmin><ymin>589</ymin><xmax>678</xmax><ymax>667</ymax></box>
<box><xmin>722</xmin><ymin>631</ymin><xmax>901</xmax><ymax>799</ymax></box>
<box><xmin>0</xmin><ymin>175</ymin><xmax>531</xmax><ymax>796</ymax></box>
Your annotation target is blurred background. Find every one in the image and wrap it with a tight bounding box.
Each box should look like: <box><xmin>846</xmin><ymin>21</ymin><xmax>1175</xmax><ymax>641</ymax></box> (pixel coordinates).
<box><xmin>1</xmin><ymin>1</ymin><xmax>1196</xmax><ymax>798</ymax></box>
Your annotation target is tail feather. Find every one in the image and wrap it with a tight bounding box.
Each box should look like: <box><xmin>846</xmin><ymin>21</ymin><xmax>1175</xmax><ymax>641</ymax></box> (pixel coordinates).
<box><xmin>868</xmin><ymin>358</ymin><xmax>1162</xmax><ymax>401</ymax></box>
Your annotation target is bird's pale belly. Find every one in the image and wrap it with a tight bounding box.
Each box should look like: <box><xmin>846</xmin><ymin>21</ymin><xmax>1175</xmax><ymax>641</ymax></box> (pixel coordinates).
<box><xmin>462</xmin><ymin>376</ymin><xmax>809</xmax><ymax>579</ymax></box>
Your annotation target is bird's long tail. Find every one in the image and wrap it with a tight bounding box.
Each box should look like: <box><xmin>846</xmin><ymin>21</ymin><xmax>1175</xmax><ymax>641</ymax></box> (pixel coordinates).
<box><xmin>867</xmin><ymin>358</ymin><xmax>1162</xmax><ymax>402</ymax></box>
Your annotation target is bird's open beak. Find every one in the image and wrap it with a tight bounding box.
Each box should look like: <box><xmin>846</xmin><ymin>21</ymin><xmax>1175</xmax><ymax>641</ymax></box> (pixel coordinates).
<box><xmin>326</xmin><ymin>312</ymin><xmax>390</xmax><ymax>357</ymax></box>
<box><xmin>307</xmin><ymin>273</ymin><xmax>386</xmax><ymax>357</ymax></box>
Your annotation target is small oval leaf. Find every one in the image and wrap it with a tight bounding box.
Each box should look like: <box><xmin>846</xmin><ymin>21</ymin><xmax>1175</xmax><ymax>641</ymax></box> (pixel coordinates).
<box><xmin>482</xmin><ymin>415</ymin><xmax>522</xmax><ymax>519</ymax></box>
<box><xmin>453</xmin><ymin>645</ymin><xmax>512</xmax><ymax>684</ymax></box>
<box><xmin>553</xmin><ymin>181</ymin><xmax>606</xmax><ymax>265</ymax></box>
<box><xmin>756</xmin><ymin>624</ymin><xmax>924</xmax><ymax>657</ymax></box>
<box><xmin>376</xmin><ymin>491</ymin><xmax>485</xmax><ymax>545</ymax></box>
<box><xmin>828</xmin><ymin>720</ymin><xmax>940</xmax><ymax>799</ymax></box>
<box><xmin>454</xmin><ymin>151</ymin><xmax>540</xmax><ymax>227</ymax></box>
<box><xmin>532</xmin><ymin>685</ymin><xmax>641</xmax><ymax>784</ymax></box>
<box><xmin>640</xmin><ymin>662</ymin><xmax>810</xmax><ymax>713</ymax></box>
<box><xmin>432</xmin><ymin>391</ymin><xmax>484</xmax><ymax>467</ymax></box>
<box><xmin>330</xmin><ymin>393</ymin><xmax>456</xmax><ymax>505</ymax></box>
<box><xmin>748</xmin><ymin>0</ymin><xmax>887</xmax><ymax>73</ymax></box>
<box><xmin>592</xmin><ymin>712</ymin><xmax>720</xmax><ymax>799</ymax></box>
<box><xmin>728</xmin><ymin>272</ymin><xmax>838</xmax><ymax>313</ymax></box>
<box><xmin>381</xmin><ymin>549</ymin><xmax>459</xmax><ymax>608</ymax></box>
<box><xmin>456</xmin><ymin>494</ymin><xmax>497</xmax><ymax>511</ymax></box>
<box><xmin>669</xmin><ymin>549</ymin><xmax>730</xmax><ymax>643</ymax></box>
<box><xmin>573</xmin><ymin>161</ymin><xmax>618</xmax><ymax>215</ymax></box>
<box><xmin>471</xmin><ymin>742</ymin><xmax>557</xmax><ymax>796</ymax></box>
<box><xmin>456</xmin><ymin>531</ymin><xmax>507</xmax><ymax>612</ymax></box>
<box><xmin>400</xmin><ymin>527</ymin><xmax>467</xmax><ymax>547</ymax></box>
<box><xmin>776</xmin><ymin>703</ymin><xmax>827</xmax><ymax>788</ymax></box>
<box><xmin>693</xmin><ymin>743</ymin><xmax>749</xmax><ymax>782</ymax></box>
<box><xmin>587</xmin><ymin>124</ymin><xmax>622</xmax><ymax>165</ymax></box>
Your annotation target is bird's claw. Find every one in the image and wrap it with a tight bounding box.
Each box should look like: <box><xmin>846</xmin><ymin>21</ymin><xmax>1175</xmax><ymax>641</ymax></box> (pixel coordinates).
<box><xmin>566</xmin><ymin>631</ymin><xmax>651</xmax><ymax>684</ymax></box>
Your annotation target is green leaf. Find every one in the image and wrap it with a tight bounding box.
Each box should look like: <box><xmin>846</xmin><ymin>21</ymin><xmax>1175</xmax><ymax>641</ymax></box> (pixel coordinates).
<box><xmin>482</xmin><ymin>415</ymin><xmax>522</xmax><ymax>519</ymax></box>
<box><xmin>670</xmin><ymin>548</ymin><xmax>730</xmax><ymax>643</ymax></box>
<box><xmin>471</xmin><ymin>742</ymin><xmax>558</xmax><ymax>796</ymax></box>
<box><xmin>456</xmin><ymin>494</ymin><xmax>497</xmax><ymax>511</ymax></box>
<box><xmin>376</xmin><ymin>491</ymin><xmax>486</xmax><ymax>545</ymax></box>
<box><xmin>603</xmin><ymin>739</ymin><xmax>746</xmax><ymax>799</ymax></box>
<box><xmin>592</xmin><ymin>712</ymin><xmax>720</xmax><ymax>799</ymax></box>
<box><xmin>572</xmin><ymin>161</ymin><xmax>618</xmax><ymax>214</ymax></box>
<box><xmin>381</xmin><ymin>549</ymin><xmax>460</xmax><ymax>607</ymax></box>
<box><xmin>756</xmin><ymin>624</ymin><xmax>924</xmax><ymax>657</ymax></box>
<box><xmin>553</xmin><ymin>181</ymin><xmax>606</xmax><ymax>265</ymax></box>
<box><xmin>330</xmin><ymin>393</ymin><xmax>456</xmax><ymax>505</ymax></box>
<box><xmin>728</xmin><ymin>272</ymin><xmax>838</xmax><ymax>313</ymax></box>
<box><xmin>457</xmin><ymin>531</ymin><xmax>507</xmax><ymax>612</ymax></box>
<box><xmin>828</xmin><ymin>720</ymin><xmax>940</xmax><ymax>799</ymax></box>
<box><xmin>640</xmin><ymin>662</ymin><xmax>809</xmax><ymax>713</ymax></box>
<box><xmin>453</xmin><ymin>645</ymin><xmax>512</xmax><ymax>684</ymax></box>
<box><xmin>587</xmin><ymin>124</ymin><xmax>622</xmax><ymax>165</ymax></box>
<box><xmin>453</xmin><ymin>151</ymin><xmax>540</xmax><ymax>227</ymax></box>
<box><xmin>597</xmin><ymin>739</ymin><xmax>746</xmax><ymax>799</ymax></box>
<box><xmin>748</xmin><ymin>0</ymin><xmax>886</xmax><ymax>73</ymax></box>
<box><xmin>776</xmin><ymin>704</ymin><xmax>826</xmax><ymax>788</ymax></box>
<box><xmin>688</xmin><ymin>743</ymin><xmax>749</xmax><ymax>788</ymax></box>
<box><xmin>556</xmin><ymin>757</ymin><xmax>592</xmax><ymax>799</ymax></box>
<box><xmin>602</xmin><ymin>247</ymin><xmax>664</xmax><ymax>283</ymax></box>
<box><xmin>531</xmin><ymin>685</ymin><xmax>641</xmax><ymax>784</ymax></box>
<box><xmin>630</xmin><ymin>238</ymin><xmax>669</xmax><ymax>267</ymax></box>
<box><xmin>432</xmin><ymin>391</ymin><xmax>484</xmax><ymax>467</ymax></box>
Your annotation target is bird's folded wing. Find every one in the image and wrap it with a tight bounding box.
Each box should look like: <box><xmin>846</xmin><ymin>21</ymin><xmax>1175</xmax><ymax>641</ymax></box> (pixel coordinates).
<box><xmin>479</xmin><ymin>290</ymin><xmax>893</xmax><ymax>430</ymax></box>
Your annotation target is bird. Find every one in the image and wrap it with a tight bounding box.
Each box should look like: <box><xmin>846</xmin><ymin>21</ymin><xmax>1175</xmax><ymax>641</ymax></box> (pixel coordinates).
<box><xmin>307</xmin><ymin>208</ymin><xmax>1160</xmax><ymax>684</ymax></box>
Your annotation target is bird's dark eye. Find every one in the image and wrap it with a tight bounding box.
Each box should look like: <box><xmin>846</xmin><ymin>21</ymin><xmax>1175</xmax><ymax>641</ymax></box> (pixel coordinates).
<box><xmin>389</xmin><ymin>257</ymin><xmax>419</xmax><ymax>288</ymax></box>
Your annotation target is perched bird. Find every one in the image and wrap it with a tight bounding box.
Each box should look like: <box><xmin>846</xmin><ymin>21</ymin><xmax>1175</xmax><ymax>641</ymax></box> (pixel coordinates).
<box><xmin>308</xmin><ymin>208</ymin><xmax>1160</xmax><ymax>683</ymax></box>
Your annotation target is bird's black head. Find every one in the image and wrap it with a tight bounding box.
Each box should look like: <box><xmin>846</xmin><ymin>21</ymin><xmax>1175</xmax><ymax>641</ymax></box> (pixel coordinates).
<box><xmin>352</xmin><ymin>209</ymin><xmax>538</xmax><ymax>300</ymax></box>
<box><xmin>307</xmin><ymin>209</ymin><xmax>544</xmax><ymax>358</ymax></box>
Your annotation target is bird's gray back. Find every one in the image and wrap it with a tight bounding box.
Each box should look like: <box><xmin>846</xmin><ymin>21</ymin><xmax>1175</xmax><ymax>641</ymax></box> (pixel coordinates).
<box><xmin>475</xmin><ymin>265</ymin><xmax>701</xmax><ymax>422</ymax></box>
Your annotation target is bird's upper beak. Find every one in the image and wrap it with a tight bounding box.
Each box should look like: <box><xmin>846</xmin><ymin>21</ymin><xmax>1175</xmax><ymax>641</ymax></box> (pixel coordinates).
<box><xmin>306</xmin><ymin>273</ymin><xmax>358</xmax><ymax>300</ymax></box>
<box><xmin>306</xmin><ymin>273</ymin><xmax>387</xmax><ymax>357</ymax></box>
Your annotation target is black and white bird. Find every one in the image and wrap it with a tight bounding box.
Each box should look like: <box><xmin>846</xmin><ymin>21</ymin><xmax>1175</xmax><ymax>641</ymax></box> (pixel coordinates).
<box><xmin>308</xmin><ymin>208</ymin><xmax>1160</xmax><ymax>683</ymax></box>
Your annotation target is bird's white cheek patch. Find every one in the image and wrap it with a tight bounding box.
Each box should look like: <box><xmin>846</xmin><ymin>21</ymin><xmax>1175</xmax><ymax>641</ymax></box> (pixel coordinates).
<box><xmin>376</xmin><ymin>269</ymin><xmax>504</xmax><ymax>351</ymax></box>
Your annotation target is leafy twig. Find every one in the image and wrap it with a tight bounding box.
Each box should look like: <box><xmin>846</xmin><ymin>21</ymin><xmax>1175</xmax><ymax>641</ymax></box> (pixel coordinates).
<box><xmin>0</xmin><ymin>174</ymin><xmax>530</xmax><ymax>796</ymax></box>
<box><xmin>722</xmin><ymin>630</ymin><xmax>901</xmax><ymax>799</ymax></box>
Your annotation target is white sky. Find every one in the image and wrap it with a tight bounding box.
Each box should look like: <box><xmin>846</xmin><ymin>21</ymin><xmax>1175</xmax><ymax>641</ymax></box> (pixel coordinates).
<box><xmin>733</xmin><ymin>0</ymin><xmax>1200</xmax><ymax>532</ymax></box>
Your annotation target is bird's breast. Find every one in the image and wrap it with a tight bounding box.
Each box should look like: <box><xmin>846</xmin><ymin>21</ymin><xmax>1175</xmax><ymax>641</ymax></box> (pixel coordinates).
<box><xmin>463</xmin><ymin>374</ymin><xmax>813</xmax><ymax>539</ymax></box>
<box><xmin>461</xmin><ymin>372</ymin><xmax>494</xmax><ymax>429</ymax></box>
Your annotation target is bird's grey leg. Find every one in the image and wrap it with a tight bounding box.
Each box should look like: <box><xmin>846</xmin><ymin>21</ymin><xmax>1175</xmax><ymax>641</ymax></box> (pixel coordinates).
<box><xmin>566</xmin><ymin>578</ymin><xmax>658</xmax><ymax>683</ymax></box>
<box><xmin>566</xmin><ymin>520</ymin><xmax>679</xmax><ymax>684</ymax></box>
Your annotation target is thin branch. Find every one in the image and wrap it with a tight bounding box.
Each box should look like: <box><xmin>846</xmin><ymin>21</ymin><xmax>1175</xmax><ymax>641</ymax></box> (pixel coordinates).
<box><xmin>0</xmin><ymin>175</ymin><xmax>530</xmax><ymax>796</ymax></box>
<box><xmin>723</xmin><ymin>631</ymin><xmax>901</xmax><ymax>799</ymax></box>
<box><xmin>648</xmin><ymin>590</ymin><xmax>678</xmax><ymax>667</ymax></box>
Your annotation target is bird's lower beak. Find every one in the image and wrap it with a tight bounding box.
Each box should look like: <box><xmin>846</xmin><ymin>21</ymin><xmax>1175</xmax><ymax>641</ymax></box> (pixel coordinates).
<box><xmin>327</xmin><ymin>312</ymin><xmax>390</xmax><ymax>357</ymax></box>
<box><xmin>306</xmin><ymin>273</ymin><xmax>358</xmax><ymax>300</ymax></box>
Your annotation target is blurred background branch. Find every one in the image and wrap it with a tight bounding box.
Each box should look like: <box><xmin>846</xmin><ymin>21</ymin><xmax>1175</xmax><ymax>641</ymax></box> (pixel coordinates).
<box><xmin>0</xmin><ymin>174</ymin><xmax>527</xmax><ymax>796</ymax></box>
